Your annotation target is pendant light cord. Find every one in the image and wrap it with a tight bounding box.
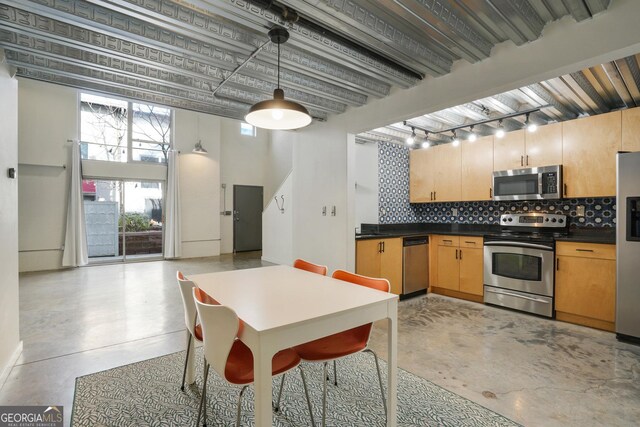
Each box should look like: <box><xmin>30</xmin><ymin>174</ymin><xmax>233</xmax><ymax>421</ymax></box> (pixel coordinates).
<box><xmin>277</xmin><ymin>41</ymin><xmax>281</xmax><ymax>89</ymax></box>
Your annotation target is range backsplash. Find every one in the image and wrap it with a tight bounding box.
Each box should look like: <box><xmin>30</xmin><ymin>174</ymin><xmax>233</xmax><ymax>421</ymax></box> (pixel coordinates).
<box><xmin>378</xmin><ymin>141</ymin><xmax>616</xmax><ymax>227</ymax></box>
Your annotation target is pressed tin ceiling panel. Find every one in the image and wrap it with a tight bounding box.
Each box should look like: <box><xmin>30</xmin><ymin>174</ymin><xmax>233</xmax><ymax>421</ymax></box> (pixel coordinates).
<box><xmin>0</xmin><ymin>0</ymin><xmax>613</xmax><ymax>123</ymax></box>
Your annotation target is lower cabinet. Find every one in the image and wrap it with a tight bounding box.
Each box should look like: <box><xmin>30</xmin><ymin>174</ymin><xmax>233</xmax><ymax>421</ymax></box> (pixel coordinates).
<box><xmin>431</xmin><ymin>235</ymin><xmax>483</xmax><ymax>302</ymax></box>
<box><xmin>355</xmin><ymin>238</ymin><xmax>403</xmax><ymax>295</ymax></box>
<box><xmin>555</xmin><ymin>242</ymin><xmax>616</xmax><ymax>331</ymax></box>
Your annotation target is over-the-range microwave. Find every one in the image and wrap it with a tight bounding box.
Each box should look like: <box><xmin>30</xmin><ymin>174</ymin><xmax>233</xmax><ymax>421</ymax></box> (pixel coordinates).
<box><xmin>492</xmin><ymin>165</ymin><xmax>562</xmax><ymax>201</ymax></box>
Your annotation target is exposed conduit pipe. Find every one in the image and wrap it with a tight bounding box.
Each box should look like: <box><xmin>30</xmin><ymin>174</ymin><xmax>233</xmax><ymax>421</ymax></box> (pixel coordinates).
<box><xmin>211</xmin><ymin>38</ymin><xmax>272</xmax><ymax>96</ymax></box>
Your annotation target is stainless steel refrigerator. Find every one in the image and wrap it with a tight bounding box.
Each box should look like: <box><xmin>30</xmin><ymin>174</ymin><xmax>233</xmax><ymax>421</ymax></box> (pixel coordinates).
<box><xmin>616</xmin><ymin>152</ymin><xmax>640</xmax><ymax>343</ymax></box>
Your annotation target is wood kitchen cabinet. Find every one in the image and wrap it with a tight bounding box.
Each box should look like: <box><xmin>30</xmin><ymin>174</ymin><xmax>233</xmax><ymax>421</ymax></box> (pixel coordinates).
<box><xmin>562</xmin><ymin>111</ymin><xmax>621</xmax><ymax>197</ymax></box>
<box><xmin>461</xmin><ymin>135</ymin><xmax>493</xmax><ymax>201</ymax></box>
<box><xmin>431</xmin><ymin>235</ymin><xmax>483</xmax><ymax>302</ymax></box>
<box><xmin>356</xmin><ymin>238</ymin><xmax>403</xmax><ymax>295</ymax></box>
<box><xmin>409</xmin><ymin>144</ymin><xmax>461</xmax><ymax>203</ymax></box>
<box><xmin>622</xmin><ymin>107</ymin><xmax>640</xmax><ymax>151</ymax></box>
<box><xmin>555</xmin><ymin>242</ymin><xmax>616</xmax><ymax>331</ymax></box>
<box><xmin>493</xmin><ymin>123</ymin><xmax>562</xmax><ymax>171</ymax></box>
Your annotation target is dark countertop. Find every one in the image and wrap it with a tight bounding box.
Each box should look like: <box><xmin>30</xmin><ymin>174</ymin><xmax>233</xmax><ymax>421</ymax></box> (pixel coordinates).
<box><xmin>356</xmin><ymin>223</ymin><xmax>616</xmax><ymax>244</ymax></box>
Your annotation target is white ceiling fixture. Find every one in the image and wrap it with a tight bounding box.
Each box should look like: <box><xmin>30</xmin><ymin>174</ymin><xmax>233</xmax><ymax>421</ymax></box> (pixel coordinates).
<box><xmin>245</xmin><ymin>28</ymin><xmax>312</xmax><ymax>131</ymax></box>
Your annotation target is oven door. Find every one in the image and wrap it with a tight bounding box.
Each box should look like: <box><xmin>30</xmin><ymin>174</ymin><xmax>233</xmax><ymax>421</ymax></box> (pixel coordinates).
<box><xmin>483</xmin><ymin>241</ymin><xmax>554</xmax><ymax>296</ymax></box>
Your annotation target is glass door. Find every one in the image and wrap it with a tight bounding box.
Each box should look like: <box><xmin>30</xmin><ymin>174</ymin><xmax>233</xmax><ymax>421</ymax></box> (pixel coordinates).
<box><xmin>123</xmin><ymin>180</ymin><xmax>164</xmax><ymax>260</ymax></box>
<box><xmin>83</xmin><ymin>179</ymin><xmax>163</xmax><ymax>263</ymax></box>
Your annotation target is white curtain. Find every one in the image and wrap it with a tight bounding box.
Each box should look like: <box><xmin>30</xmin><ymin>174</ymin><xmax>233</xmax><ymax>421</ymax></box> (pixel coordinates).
<box><xmin>164</xmin><ymin>149</ymin><xmax>181</xmax><ymax>258</ymax></box>
<box><xmin>62</xmin><ymin>141</ymin><xmax>89</xmax><ymax>267</ymax></box>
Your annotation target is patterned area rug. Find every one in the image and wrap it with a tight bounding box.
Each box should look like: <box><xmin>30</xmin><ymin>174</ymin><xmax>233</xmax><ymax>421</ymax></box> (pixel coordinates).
<box><xmin>72</xmin><ymin>349</ymin><xmax>519</xmax><ymax>426</ymax></box>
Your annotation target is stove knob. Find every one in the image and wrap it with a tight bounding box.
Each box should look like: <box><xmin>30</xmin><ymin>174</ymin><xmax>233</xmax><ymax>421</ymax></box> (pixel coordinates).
<box><xmin>551</xmin><ymin>218</ymin><xmax>557</xmax><ymax>223</ymax></box>
<box><xmin>558</xmin><ymin>218</ymin><xmax>564</xmax><ymax>224</ymax></box>
<box><xmin>502</xmin><ymin>217</ymin><xmax>507</xmax><ymax>222</ymax></box>
<box><xmin>545</xmin><ymin>218</ymin><xmax>549</xmax><ymax>222</ymax></box>
<box><xmin>508</xmin><ymin>218</ymin><xmax>513</xmax><ymax>222</ymax></box>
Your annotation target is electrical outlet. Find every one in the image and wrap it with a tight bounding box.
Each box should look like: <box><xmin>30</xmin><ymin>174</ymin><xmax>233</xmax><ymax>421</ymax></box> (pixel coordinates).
<box><xmin>451</xmin><ymin>207</ymin><xmax>458</xmax><ymax>216</ymax></box>
<box><xmin>576</xmin><ymin>205</ymin><xmax>585</xmax><ymax>217</ymax></box>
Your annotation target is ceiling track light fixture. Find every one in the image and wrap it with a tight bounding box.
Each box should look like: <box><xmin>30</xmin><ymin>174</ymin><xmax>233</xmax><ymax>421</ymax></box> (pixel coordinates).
<box><xmin>245</xmin><ymin>27</ymin><xmax>312</xmax><ymax>130</ymax></box>
<box><xmin>422</xmin><ymin>131</ymin><xmax>430</xmax><ymax>148</ymax></box>
<box><xmin>406</xmin><ymin>126</ymin><xmax>416</xmax><ymax>145</ymax></box>
<box><xmin>451</xmin><ymin>130</ymin><xmax>460</xmax><ymax>147</ymax></box>
<box><xmin>468</xmin><ymin>125</ymin><xmax>477</xmax><ymax>142</ymax></box>
<box><xmin>495</xmin><ymin>120</ymin><xmax>506</xmax><ymax>138</ymax></box>
<box><xmin>525</xmin><ymin>113</ymin><xmax>538</xmax><ymax>133</ymax></box>
<box><xmin>403</xmin><ymin>106</ymin><xmax>546</xmax><ymax>146</ymax></box>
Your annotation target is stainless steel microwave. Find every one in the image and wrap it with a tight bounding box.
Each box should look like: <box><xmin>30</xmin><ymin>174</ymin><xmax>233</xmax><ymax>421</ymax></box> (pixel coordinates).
<box><xmin>492</xmin><ymin>165</ymin><xmax>562</xmax><ymax>201</ymax></box>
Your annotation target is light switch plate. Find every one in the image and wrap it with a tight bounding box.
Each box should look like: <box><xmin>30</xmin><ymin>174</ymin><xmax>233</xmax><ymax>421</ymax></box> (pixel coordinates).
<box><xmin>576</xmin><ymin>205</ymin><xmax>585</xmax><ymax>217</ymax></box>
<box><xmin>451</xmin><ymin>208</ymin><xmax>458</xmax><ymax>216</ymax></box>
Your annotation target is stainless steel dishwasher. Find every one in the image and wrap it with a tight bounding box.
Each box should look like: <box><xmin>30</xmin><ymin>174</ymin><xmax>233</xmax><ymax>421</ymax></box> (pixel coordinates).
<box><xmin>403</xmin><ymin>236</ymin><xmax>429</xmax><ymax>297</ymax></box>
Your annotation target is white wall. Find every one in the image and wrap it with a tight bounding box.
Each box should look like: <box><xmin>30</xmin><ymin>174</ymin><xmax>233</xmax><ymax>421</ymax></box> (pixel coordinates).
<box><xmin>354</xmin><ymin>141</ymin><xmax>379</xmax><ymax>230</ymax></box>
<box><xmin>175</xmin><ymin>110</ymin><xmax>222</xmax><ymax>258</ymax></box>
<box><xmin>219</xmin><ymin>120</ymin><xmax>270</xmax><ymax>254</ymax></box>
<box><xmin>265</xmin><ymin>131</ymin><xmax>294</xmax><ymax>201</ymax></box>
<box><xmin>262</xmin><ymin>172</ymin><xmax>293</xmax><ymax>265</ymax></box>
<box><xmin>0</xmin><ymin>50</ymin><xmax>22</xmax><ymax>384</ymax></box>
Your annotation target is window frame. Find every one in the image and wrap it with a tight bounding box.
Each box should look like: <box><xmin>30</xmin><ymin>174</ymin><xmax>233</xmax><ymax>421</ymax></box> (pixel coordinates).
<box><xmin>79</xmin><ymin>91</ymin><xmax>174</xmax><ymax>164</ymax></box>
<box><xmin>240</xmin><ymin>122</ymin><xmax>257</xmax><ymax>137</ymax></box>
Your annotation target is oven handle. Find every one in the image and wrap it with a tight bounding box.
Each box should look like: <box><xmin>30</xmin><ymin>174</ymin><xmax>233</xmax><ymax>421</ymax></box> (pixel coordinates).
<box><xmin>485</xmin><ymin>287</ymin><xmax>551</xmax><ymax>304</ymax></box>
<box><xmin>484</xmin><ymin>241</ymin><xmax>553</xmax><ymax>251</ymax></box>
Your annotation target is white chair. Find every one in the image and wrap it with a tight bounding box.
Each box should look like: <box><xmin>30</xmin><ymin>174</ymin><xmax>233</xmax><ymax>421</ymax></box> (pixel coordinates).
<box><xmin>176</xmin><ymin>271</ymin><xmax>202</xmax><ymax>391</ymax></box>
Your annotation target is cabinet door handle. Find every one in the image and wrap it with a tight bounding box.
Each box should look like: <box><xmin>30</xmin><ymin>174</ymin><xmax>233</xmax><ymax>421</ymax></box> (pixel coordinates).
<box><xmin>455</xmin><ymin>249</ymin><xmax>459</xmax><ymax>259</ymax></box>
<box><xmin>489</xmin><ymin>188</ymin><xmax>493</xmax><ymax>198</ymax></box>
<box><xmin>464</xmin><ymin>241</ymin><xmax>476</xmax><ymax>245</ymax></box>
<box><xmin>443</xmin><ymin>239</ymin><xmax>453</xmax><ymax>244</ymax></box>
<box><xmin>430</xmin><ymin>191</ymin><xmax>433</xmax><ymax>201</ymax></box>
<box><xmin>520</xmin><ymin>155</ymin><xmax>524</xmax><ymax>167</ymax></box>
<box><xmin>556</xmin><ymin>257</ymin><xmax>559</xmax><ymax>271</ymax></box>
<box><xmin>526</xmin><ymin>155</ymin><xmax>529</xmax><ymax>166</ymax></box>
<box><xmin>564</xmin><ymin>183</ymin><xmax>567</xmax><ymax>196</ymax></box>
<box><xmin>378</xmin><ymin>242</ymin><xmax>382</xmax><ymax>253</ymax></box>
<box><xmin>459</xmin><ymin>249</ymin><xmax>463</xmax><ymax>260</ymax></box>
<box><xmin>575</xmin><ymin>249</ymin><xmax>594</xmax><ymax>252</ymax></box>
<box><xmin>382</xmin><ymin>241</ymin><xmax>385</xmax><ymax>253</ymax></box>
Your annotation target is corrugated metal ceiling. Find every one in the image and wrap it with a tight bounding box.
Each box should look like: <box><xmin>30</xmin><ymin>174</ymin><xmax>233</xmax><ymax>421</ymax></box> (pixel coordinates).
<box><xmin>359</xmin><ymin>52</ymin><xmax>640</xmax><ymax>146</ymax></box>
<box><xmin>0</xmin><ymin>0</ymin><xmax>613</xmax><ymax>124</ymax></box>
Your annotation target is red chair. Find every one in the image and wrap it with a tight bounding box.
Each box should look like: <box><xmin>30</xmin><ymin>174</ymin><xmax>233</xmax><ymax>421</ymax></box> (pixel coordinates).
<box><xmin>176</xmin><ymin>271</ymin><xmax>203</xmax><ymax>391</ymax></box>
<box><xmin>288</xmin><ymin>270</ymin><xmax>390</xmax><ymax>426</ymax></box>
<box><xmin>293</xmin><ymin>258</ymin><xmax>328</xmax><ymax>276</ymax></box>
<box><xmin>193</xmin><ymin>287</ymin><xmax>316</xmax><ymax>427</ymax></box>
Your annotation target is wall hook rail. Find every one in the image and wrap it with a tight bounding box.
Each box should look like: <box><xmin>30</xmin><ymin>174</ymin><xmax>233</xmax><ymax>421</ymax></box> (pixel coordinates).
<box><xmin>275</xmin><ymin>195</ymin><xmax>285</xmax><ymax>213</ymax></box>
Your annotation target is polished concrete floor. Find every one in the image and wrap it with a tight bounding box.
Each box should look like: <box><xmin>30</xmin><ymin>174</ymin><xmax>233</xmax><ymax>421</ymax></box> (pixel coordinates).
<box><xmin>1</xmin><ymin>253</ymin><xmax>639</xmax><ymax>426</ymax></box>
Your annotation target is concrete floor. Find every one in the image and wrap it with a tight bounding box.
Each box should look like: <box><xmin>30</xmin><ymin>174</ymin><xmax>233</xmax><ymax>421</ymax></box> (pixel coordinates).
<box><xmin>1</xmin><ymin>253</ymin><xmax>639</xmax><ymax>426</ymax></box>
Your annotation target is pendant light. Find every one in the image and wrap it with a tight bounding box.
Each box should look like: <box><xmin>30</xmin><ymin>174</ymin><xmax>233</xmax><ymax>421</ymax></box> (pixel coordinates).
<box><xmin>245</xmin><ymin>28</ymin><xmax>312</xmax><ymax>130</ymax></box>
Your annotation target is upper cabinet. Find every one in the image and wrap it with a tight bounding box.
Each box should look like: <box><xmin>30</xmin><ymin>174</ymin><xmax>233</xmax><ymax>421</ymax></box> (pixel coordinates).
<box><xmin>562</xmin><ymin>110</ymin><xmax>621</xmax><ymax>198</ymax></box>
<box><xmin>409</xmin><ymin>144</ymin><xmax>461</xmax><ymax>203</ymax></box>
<box><xmin>493</xmin><ymin>129</ymin><xmax>525</xmax><ymax>171</ymax></box>
<box><xmin>524</xmin><ymin>122</ymin><xmax>563</xmax><ymax>168</ymax></box>
<box><xmin>461</xmin><ymin>135</ymin><xmax>493</xmax><ymax>201</ymax></box>
<box><xmin>493</xmin><ymin>124</ymin><xmax>562</xmax><ymax>171</ymax></box>
<box><xmin>622</xmin><ymin>107</ymin><xmax>640</xmax><ymax>152</ymax></box>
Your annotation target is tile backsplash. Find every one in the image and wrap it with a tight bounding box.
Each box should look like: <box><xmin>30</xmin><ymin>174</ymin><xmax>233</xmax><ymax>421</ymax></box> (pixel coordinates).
<box><xmin>378</xmin><ymin>141</ymin><xmax>616</xmax><ymax>227</ymax></box>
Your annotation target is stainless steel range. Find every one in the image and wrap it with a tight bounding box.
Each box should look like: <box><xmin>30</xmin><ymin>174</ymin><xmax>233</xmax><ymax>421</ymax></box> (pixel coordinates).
<box><xmin>484</xmin><ymin>213</ymin><xmax>568</xmax><ymax>318</ymax></box>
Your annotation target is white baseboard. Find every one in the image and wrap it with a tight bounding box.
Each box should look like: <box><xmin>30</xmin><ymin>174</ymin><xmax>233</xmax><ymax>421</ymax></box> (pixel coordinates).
<box><xmin>0</xmin><ymin>340</ymin><xmax>23</xmax><ymax>390</ymax></box>
<box><xmin>261</xmin><ymin>256</ymin><xmax>285</xmax><ymax>265</ymax></box>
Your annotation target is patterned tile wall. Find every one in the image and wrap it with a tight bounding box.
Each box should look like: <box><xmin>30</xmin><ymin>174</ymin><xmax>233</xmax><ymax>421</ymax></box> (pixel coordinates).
<box><xmin>378</xmin><ymin>141</ymin><xmax>616</xmax><ymax>227</ymax></box>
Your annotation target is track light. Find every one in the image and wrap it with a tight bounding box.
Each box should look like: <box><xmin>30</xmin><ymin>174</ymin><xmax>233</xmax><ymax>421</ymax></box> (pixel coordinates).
<box><xmin>406</xmin><ymin>127</ymin><xmax>416</xmax><ymax>145</ymax></box>
<box><xmin>495</xmin><ymin>120</ymin><xmax>505</xmax><ymax>139</ymax></box>
<box><xmin>525</xmin><ymin>113</ymin><xmax>537</xmax><ymax>133</ymax></box>
<box><xmin>451</xmin><ymin>130</ymin><xmax>460</xmax><ymax>147</ymax></box>
<box><xmin>468</xmin><ymin>125</ymin><xmax>477</xmax><ymax>142</ymax></box>
<box><xmin>422</xmin><ymin>132</ymin><xmax>430</xmax><ymax>148</ymax></box>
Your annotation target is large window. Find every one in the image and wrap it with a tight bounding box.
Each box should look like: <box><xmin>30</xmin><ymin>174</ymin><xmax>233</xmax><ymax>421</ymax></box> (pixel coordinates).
<box><xmin>80</xmin><ymin>93</ymin><xmax>172</xmax><ymax>163</ymax></box>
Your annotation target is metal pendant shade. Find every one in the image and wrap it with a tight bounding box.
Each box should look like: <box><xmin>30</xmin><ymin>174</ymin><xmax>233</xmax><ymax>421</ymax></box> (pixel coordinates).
<box><xmin>245</xmin><ymin>28</ymin><xmax>312</xmax><ymax>130</ymax></box>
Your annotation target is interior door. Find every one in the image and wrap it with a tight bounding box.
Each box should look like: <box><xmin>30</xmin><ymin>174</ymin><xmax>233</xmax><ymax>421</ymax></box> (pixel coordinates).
<box><xmin>233</xmin><ymin>185</ymin><xmax>263</xmax><ymax>252</ymax></box>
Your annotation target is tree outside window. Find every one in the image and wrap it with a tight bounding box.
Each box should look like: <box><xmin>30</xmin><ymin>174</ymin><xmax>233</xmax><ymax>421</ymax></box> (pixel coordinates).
<box><xmin>80</xmin><ymin>93</ymin><xmax>172</xmax><ymax>163</ymax></box>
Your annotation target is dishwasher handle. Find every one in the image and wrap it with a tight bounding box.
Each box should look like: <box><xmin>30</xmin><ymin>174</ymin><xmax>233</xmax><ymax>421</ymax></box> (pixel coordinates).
<box><xmin>403</xmin><ymin>237</ymin><xmax>428</xmax><ymax>246</ymax></box>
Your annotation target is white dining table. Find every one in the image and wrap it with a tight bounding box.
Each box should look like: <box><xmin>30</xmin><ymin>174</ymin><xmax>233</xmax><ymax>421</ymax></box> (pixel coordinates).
<box><xmin>187</xmin><ymin>265</ymin><xmax>399</xmax><ymax>427</ymax></box>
